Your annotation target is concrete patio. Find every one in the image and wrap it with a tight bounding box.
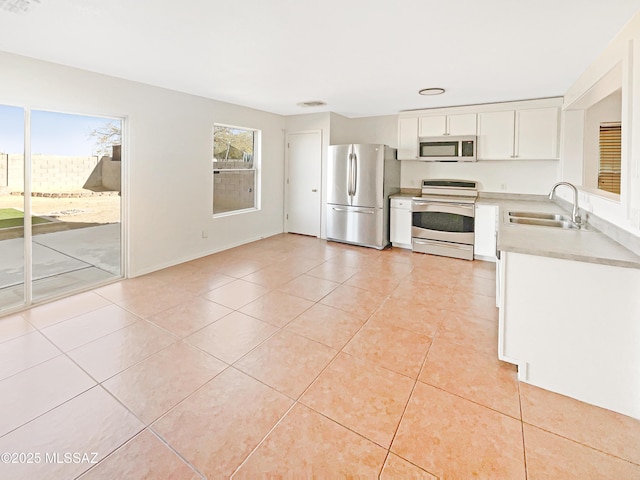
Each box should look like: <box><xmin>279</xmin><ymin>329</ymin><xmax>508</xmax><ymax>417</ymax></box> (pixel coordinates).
<box><xmin>0</xmin><ymin>223</ymin><xmax>121</xmax><ymax>308</ymax></box>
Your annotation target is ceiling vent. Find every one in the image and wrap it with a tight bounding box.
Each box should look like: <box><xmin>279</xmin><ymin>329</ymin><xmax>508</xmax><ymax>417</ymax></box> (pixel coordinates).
<box><xmin>296</xmin><ymin>101</ymin><xmax>327</xmax><ymax>108</ymax></box>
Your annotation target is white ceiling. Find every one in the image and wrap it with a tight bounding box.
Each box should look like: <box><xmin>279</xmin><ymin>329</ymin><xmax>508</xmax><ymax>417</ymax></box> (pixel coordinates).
<box><xmin>1</xmin><ymin>0</ymin><xmax>639</xmax><ymax>117</ymax></box>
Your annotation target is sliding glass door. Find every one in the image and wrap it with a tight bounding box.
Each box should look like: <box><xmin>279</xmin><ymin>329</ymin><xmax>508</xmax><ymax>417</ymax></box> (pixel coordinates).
<box><xmin>0</xmin><ymin>106</ymin><xmax>123</xmax><ymax>313</ymax></box>
<box><xmin>0</xmin><ymin>105</ymin><xmax>26</xmax><ymax>310</ymax></box>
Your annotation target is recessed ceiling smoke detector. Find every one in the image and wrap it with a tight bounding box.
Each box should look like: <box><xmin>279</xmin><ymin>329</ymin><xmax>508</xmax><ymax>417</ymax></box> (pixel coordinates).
<box><xmin>419</xmin><ymin>88</ymin><xmax>446</xmax><ymax>96</ymax></box>
<box><xmin>296</xmin><ymin>101</ymin><xmax>327</xmax><ymax>108</ymax></box>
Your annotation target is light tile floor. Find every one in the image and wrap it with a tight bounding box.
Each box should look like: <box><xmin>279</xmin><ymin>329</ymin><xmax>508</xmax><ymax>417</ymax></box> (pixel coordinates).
<box><xmin>0</xmin><ymin>233</ymin><xmax>639</xmax><ymax>479</ymax></box>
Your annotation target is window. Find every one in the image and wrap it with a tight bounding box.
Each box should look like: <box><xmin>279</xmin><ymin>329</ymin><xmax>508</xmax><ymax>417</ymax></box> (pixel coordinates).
<box><xmin>212</xmin><ymin>124</ymin><xmax>259</xmax><ymax>215</ymax></box>
<box><xmin>598</xmin><ymin>122</ymin><xmax>621</xmax><ymax>194</ymax></box>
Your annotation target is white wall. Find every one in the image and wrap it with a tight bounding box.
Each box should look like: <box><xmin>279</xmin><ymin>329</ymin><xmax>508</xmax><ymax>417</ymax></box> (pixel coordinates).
<box><xmin>563</xmin><ymin>11</ymin><xmax>640</xmax><ymax>235</ymax></box>
<box><xmin>583</xmin><ymin>90</ymin><xmax>622</xmax><ymax>190</ymax></box>
<box><xmin>401</xmin><ymin>160</ymin><xmax>560</xmax><ymax>194</ymax></box>
<box><xmin>331</xmin><ymin>114</ymin><xmax>398</xmax><ymax>147</ymax></box>
<box><xmin>0</xmin><ymin>51</ymin><xmax>286</xmax><ymax>277</ymax></box>
<box><xmin>328</xmin><ymin>113</ymin><xmax>352</xmax><ymax>145</ymax></box>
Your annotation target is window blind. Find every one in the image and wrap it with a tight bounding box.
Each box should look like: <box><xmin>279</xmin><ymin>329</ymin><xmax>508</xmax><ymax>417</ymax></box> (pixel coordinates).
<box><xmin>598</xmin><ymin>122</ymin><xmax>621</xmax><ymax>194</ymax></box>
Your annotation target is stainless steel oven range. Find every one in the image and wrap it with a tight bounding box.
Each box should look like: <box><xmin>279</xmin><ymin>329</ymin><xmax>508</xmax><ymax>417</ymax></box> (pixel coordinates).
<box><xmin>411</xmin><ymin>179</ymin><xmax>478</xmax><ymax>260</ymax></box>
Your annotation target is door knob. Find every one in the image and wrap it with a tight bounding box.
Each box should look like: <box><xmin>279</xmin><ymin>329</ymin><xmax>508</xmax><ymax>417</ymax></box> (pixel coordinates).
<box><xmin>311</xmin><ymin>189</ymin><xmax>318</xmax><ymax>192</ymax></box>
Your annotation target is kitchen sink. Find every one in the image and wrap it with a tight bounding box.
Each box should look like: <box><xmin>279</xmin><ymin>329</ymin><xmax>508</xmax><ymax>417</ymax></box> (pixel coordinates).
<box><xmin>508</xmin><ymin>211</ymin><xmax>572</xmax><ymax>221</ymax></box>
<box><xmin>508</xmin><ymin>217</ymin><xmax>580</xmax><ymax>229</ymax></box>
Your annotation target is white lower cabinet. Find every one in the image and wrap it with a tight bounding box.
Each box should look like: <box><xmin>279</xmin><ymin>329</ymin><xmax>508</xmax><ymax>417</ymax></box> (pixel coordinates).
<box><xmin>474</xmin><ymin>204</ymin><xmax>498</xmax><ymax>260</ymax></box>
<box><xmin>390</xmin><ymin>198</ymin><xmax>412</xmax><ymax>248</ymax></box>
<box><xmin>498</xmin><ymin>251</ymin><xmax>640</xmax><ymax>420</ymax></box>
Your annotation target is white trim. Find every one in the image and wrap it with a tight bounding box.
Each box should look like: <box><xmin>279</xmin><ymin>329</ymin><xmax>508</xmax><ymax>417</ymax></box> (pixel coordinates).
<box><xmin>130</xmin><ymin>229</ymin><xmax>284</xmax><ymax>277</ymax></box>
<box><xmin>5</xmin><ymin>106</ymin><xmax>126</xmax><ymax>310</ymax></box>
<box><xmin>120</xmin><ymin>115</ymin><xmax>129</xmax><ymax>279</ymax></box>
<box><xmin>399</xmin><ymin>97</ymin><xmax>564</xmax><ymax>118</ymax></box>
<box><xmin>212</xmin><ymin>123</ymin><xmax>261</xmax><ymax>216</ymax></box>
<box><xmin>212</xmin><ymin>206</ymin><xmax>259</xmax><ymax>219</ymax></box>
<box><xmin>23</xmin><ymin>108</ymin><xmax>32</xmax><ymax>307</ymax></box>
<box><xmin>284</xmin><ymin>129</ymin><xmax>323</xmax><ymax>237</ymax></box>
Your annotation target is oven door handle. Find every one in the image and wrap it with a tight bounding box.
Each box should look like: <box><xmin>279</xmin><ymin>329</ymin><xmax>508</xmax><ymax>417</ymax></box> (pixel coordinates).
<box><xmin>412</xmin><ymin>200</ymin><xmax>474</xmax><ymax>208</ymax></box>
<box><xmin>412</xmin><ymin>201</ymin><xmax>475</xmax><ymax>217</ymax></box>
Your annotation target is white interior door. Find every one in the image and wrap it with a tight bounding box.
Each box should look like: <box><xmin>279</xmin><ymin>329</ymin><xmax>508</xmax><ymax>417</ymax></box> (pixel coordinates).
<box><xmin>286</xmin><ymin>131</ymin><xmax>321</xmax><ymax>237</ymax></box>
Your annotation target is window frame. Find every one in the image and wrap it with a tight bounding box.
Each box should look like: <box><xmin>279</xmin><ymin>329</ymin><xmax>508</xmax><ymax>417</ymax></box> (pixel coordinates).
<box><xmin>212</xmin><ymin>123</ymin><xmax>261</xmax><ymax>217</ymax></box>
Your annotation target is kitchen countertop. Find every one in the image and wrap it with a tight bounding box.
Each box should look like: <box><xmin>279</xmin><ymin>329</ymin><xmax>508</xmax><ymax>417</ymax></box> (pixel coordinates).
<box><xmin>390</xmin><ymin>190</ymin><xmax>420</xmax><ymax>199</ymax></box>
<box><xmin>478</xmin><ymin>195</ymin><xmax>640</xmax><ymax>269</ymax></box>
<box><xmin>390</xmin><ymin>191</ymin><xmax>640</xmax><ymax>268</ymax></box>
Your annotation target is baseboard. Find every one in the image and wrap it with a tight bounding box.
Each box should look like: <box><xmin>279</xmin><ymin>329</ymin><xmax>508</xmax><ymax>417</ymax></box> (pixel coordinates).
<box><xmin>129</xmin><ymin>229</ymin><xmax>284</xmax><ymax>278</ymax></box>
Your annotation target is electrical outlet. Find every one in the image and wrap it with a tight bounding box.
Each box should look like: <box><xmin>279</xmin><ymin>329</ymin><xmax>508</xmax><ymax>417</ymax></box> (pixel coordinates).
<box><xmin>202</xmin><ymin>230</ymin><xmax>208</xmax><ymax>239</ymax></box>
<box><xmin>500</xmin><ymin>183</ymin><xmax>507</xmax><ymax>191</ymax></box>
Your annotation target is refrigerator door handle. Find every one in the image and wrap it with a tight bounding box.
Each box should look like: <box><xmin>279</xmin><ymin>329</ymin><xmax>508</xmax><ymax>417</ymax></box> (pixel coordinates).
<box><xmin>347</xmin><ymin>153</ymin><xmax>354</xmax><ymax>196</ymax></box>
<box><xmin>352</xmin><ymin>152</ymin><xmax>358</xmax><ymax>196</ymax></box>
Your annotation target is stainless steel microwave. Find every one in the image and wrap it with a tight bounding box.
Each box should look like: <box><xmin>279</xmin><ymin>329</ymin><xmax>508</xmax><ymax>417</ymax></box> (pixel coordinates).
<box><xmin>418</xmin><ymin>135</ymin><xmax>477</xmax><ymax>162</ymax></box>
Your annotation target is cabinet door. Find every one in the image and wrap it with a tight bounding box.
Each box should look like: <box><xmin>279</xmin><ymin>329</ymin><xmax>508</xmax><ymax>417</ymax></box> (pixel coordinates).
<box><xmin>477</xmin><ymin>111</ymin><xmax>515</xmax><ymax>160</ymax></box>
<box><xmin>474</xmin><ymin>205</ymin><xmax>498</xmax><ymax>259</ymax></box>
<box><xmin>418</xmin><ymin>115</ymin><xmax>446</xmax><ymax>137</ymax></box>
<box><xmin>398</xmin><ymin>117</ymin><xmax>418</xmax><ymax>160</ymax></box>
<box><xmin>448</xmin><ymin>113</ymin><xmax>477</xmax><ymax>136</ymax></box>
<box><xmin>515</xmin><ymin>107</ymin><xmax>559</xmax><ymax>159</ymax></box>
<box><xmin>390</xmin><ymin>207</ymin><xmax>412</xmax><ymax>247</ymax></box>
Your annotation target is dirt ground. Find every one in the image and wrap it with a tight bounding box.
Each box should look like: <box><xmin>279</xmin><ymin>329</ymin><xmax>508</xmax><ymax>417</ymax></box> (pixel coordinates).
<box><xmin>0</xmin><ymin>193</ymin><xmax>121</xmax><ymax>224</ymax></box>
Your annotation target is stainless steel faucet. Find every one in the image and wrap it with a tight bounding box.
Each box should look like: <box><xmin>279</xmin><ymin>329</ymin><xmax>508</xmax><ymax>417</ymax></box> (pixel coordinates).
<box><xmin>548</xmin><ymin>182</ymin><xmax>582</xmax><ymax>225</ymax></box>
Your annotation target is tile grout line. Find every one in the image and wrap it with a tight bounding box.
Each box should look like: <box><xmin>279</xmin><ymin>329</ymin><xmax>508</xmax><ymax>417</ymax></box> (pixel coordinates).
<box><xmin>376</xmin><ymin>308</ymin><xmax>439</xmax><ymax>479</ymax></box>
<box><xmin>518</xmin><ymin>380</ymin><xmax>529</xmax><ymax>480</ymax></box>
<box><xmin>228</xmin><ymin>401</ymin><xmax>298</xmax><ymax>479</ymax></box>
<box><xmin>13</xmin><ymin>240</ymin><xmax>635</xmax><ymax>476</ymax></box>
<box><xmin>519</xmin><ymin>419</ymin><xmax>640</xmax><ymax>467</ymax></box>
<box><xmin>228</xmin><ymin>269</ymin><xmax>392</xmax><ymax>477</ymax></box>
<box><xmin>145</xmin><ymin>426</ymin><xmax>207</xmax><ymax>480</ymax></box>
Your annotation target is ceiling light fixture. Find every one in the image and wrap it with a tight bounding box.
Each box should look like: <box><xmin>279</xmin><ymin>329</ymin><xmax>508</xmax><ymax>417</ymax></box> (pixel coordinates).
<box><xmin>296</xmin><ymin>101</ymin><xmax>327</xmax><ymax>108</ymax></box>
<box><xmin>419</xmin><ymin>88</ymin><xmax>445</xmax><ymax>96</ymax></box>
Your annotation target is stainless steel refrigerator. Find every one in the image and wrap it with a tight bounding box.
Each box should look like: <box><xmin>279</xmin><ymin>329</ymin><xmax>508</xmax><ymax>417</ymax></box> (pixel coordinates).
<box><xmin>327</xmin><ymin>144</ymin><xmax>400</xmax><ymax>249</ymax></box>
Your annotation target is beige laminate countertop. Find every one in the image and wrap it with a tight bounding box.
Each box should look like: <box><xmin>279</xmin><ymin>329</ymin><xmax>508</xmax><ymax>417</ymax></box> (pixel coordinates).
<box><xmin>478</xmin><ymin>196</ymin><xmax>640</xmax><ymax>269</ymax></box>
<box><xmin>390</xmin><ymin>191</ymin><xmax>640</xmax><ymax>268</ymax></box>
<box><xmin>390</xmin><ymin>193</ymin><xmax>419</xmax><ymax>199</ymax></box>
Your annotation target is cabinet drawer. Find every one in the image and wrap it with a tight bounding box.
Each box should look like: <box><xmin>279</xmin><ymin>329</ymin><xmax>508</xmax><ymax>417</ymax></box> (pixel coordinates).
<box><xmin>391</xmin><ymin>198</ymin><xmax>411</xmax><ymax>210</ymax></box>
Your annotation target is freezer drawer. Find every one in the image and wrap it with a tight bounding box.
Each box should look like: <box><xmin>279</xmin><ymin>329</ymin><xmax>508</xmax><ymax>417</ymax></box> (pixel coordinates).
<box><xmin>326</xmin><ymin>204</ymin><xmax>386</xmax><ymax>249</ymax></box>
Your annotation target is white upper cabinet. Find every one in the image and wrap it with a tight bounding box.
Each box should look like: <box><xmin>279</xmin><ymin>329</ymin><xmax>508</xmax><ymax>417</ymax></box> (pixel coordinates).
<box><xmin>418</xmin><ymin>115</ymin><xmax>446</xmax><ymax>137</ymax></box>
<box><xmin>477</xmin><ymin>110</ymin><xmax>515</xmax><ymax>160</ymax></box>
<box><xmin>477</xmin><ymin>106</ymin><xmax>560</xmax><ymax>160</ymax></box>
<box><xmin>448</xmin><ymin>113</ymin><xmax>477</xmax><ymax>136</ymax></box>
<box><xmin>515</xmin><ymin>107</ymin><xmax>559</xmax><ymax>159</ymax></box>
<box><xmin>419</xmin><ymin>113</ymin><xmax>477</xmax><ymax>137</ymax></box>
<box><xmin>398</xmin><ymin>98</ymin><xmax>562</xmax><ymax>161</ymax></box>
<box><xmin>398</xmin><ymin>116</ymin><xmax>419</xmax><ymax>160</ymax></box>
